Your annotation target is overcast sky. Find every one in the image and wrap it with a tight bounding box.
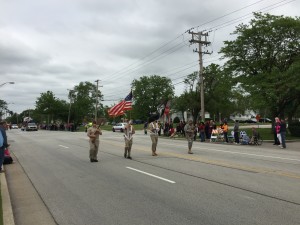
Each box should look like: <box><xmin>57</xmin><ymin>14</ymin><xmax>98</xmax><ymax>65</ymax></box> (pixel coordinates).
<box><xmin>0</xmin><ymin>0</ymin><xmax>299</xmax><ymax>115</ymax></box>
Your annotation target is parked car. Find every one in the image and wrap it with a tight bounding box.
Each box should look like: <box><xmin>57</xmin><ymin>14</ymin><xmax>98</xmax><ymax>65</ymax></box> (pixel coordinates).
<box><xmin>26</xmin><ymin>122</ymin><xmax>38</xmax><ymax>131</ymax></box>
<box><xmin>112</xmin><ymin>123</ymin><xmax>127</xmax><ymax>132</ymax></box>
<box><xmin>11</xmin><ymin>124</ymin><xmax>18</xmax><ymax>129</ymax></box>
<box><xmin>259</xmin><ymin>118</ymin><xmax>272</xmax><ymax>123</ymax></box>
<box><xmin>244</xmin><ymin>119</ymin><xmax>257</xmax><ymax>123</ymax></box>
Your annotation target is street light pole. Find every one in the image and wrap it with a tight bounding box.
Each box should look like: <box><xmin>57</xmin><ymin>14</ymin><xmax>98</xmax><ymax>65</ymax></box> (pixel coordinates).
<box><xmin>0</xmin><ymin>82</ymin><xmax>15</xmax><ymax>87</ymax></box>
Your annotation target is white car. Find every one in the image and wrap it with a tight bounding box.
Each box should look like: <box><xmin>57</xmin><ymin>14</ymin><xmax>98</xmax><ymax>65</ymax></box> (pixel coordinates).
<box><xmin>26</xmin><ymin>122</ymin><xmax>38</xmax><ymax>131</ymax></box>
<box><xmin>11</xmin><ymin>124</ymin><xmax>18</xmax><ymax>129</ymax></box>
<box><xmin>112</xmin><ymin>123</ymin><xmax>127</xmax><ymax>132</ymax></box>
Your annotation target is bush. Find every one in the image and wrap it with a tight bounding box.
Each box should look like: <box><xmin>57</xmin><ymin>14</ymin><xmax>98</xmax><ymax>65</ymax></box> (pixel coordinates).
<box><xmin>288</xmin><ymin>121</ymin><xmax>300</xmax><ymax>137</ymax></box>
<box><xmin>173</xmin><ymin>117</ymin><xmax>180</xmax><ymax>123</ymax></box>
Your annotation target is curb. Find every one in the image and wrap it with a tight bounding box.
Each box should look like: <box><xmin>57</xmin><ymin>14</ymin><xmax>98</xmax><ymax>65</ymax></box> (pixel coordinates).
<box><xmin>1</xmin><ymin>172</ymin><xmax>15</xmax><ymax>225</ymax></box>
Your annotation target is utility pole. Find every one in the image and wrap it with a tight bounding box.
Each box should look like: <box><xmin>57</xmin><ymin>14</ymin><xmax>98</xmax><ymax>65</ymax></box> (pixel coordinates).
<box><xmin>67</xmin><ymin>89</ymin><xmax>75</xmax><ymax>126</ymax></box>
<box><xmin>94</xmin><ymin>79</ymin><xmax>102</xmax><ymax>121</ymax></box>
<box><xmin>189</xmin><ymin>31</ymin><xmax>211</xmax><ymax>121</ymax></box>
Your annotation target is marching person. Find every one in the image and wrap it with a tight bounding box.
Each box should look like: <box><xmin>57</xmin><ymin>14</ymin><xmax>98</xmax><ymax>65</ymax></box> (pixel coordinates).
<box><xmin>124</xmin><ymin>120</ymin><xmax>135</xmax><ymax>159</ymax></box>
<box><xmin>87</xmin><ymin>120</ymin><xmax>102</xmax><ymax>162</ymax></box>
<box><xmin>184</xmin><ymin>119</ymin><xmax>195</xmax><ymax>154</ymax></box>
<box><xmin>148</xmin><ymin>119</ymin><xmax>159</xmax><ymax>156</ymax></box>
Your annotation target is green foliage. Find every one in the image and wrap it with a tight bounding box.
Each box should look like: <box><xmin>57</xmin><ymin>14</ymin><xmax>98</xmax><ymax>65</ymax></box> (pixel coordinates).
<box><xmin>172</xmin><ymin>95</ymin><xmax>188</xmax><ymax>121</ymax></box>
<box><xmin>173</xmin><ymin>116</ymin><xmax>180</xmax><ymax>123</ymax></box>
<box><xmin>0</xmin><ymin>99</ymin><xmax>7</xmax><ymax>118</ymax></box>
<box><xmin>35</xmin><ymin>91</ymin><xmax>69</xmax><ymax>123</ymax></box>
<box><xmin>132</xmin><ymin>75</ymin><xmax>174</xmax><ymax>121</ymax></box>
<box><xmin>172</xmin><ymin>72</ymin><xmax>200</xmax><ymax>122</ymax></box>
<box><xmin>288</xmin><ymin>121</ymin><xmax>300</xmax><ymax>137</ymax></box>
<box><xmin>72</xmin><ymin>81</ymin><xmax>103</xmax><ymax>123</ymax></box>
<box><xmin>220</xmin><ymin>13</ymin><xmax>300</xmax><ymax>119</ymax></box>
<box><xmin>204</xmin><ymin>64</ymin><xmax>236</xmax><ymax>120</ymax></box>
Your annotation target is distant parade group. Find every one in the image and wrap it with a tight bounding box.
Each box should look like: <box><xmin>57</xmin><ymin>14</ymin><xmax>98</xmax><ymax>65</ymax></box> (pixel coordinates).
<box><xmin>86</xmin><ymin>118</ymin><xmax>203</xmax><ymax>163</ymax></box>
<box><xmin>86</xmin><ymin>115</ymin><xmax>288</xmax><ymax>163</ymax></box>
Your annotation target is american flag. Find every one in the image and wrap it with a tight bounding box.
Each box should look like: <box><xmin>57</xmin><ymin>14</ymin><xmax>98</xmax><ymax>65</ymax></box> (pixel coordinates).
<box><xmin>108</xmin><ymin>91</ymin><xmax>133</xmax><ymax>117</ymax></box>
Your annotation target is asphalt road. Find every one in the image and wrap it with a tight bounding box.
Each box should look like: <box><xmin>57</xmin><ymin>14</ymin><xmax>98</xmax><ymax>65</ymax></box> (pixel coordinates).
<box><xmin>4</xmin><ymin>129</ymin><xmax>300</xmax><ymax>225</ymax></box>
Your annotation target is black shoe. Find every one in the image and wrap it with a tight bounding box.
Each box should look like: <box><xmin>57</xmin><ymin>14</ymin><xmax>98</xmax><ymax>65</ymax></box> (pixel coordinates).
<box><xmin>94</xmin><ymin>159</ymin><xmax>98</xmax><ymax>162</ymax></box>
<box><xmin>90</xmin><ymin>159</ymin><xmax>93</xmax><ymax>162</ymax></box>
<box><xmin>127</xmin><ymin>156</ymin><xmax>132</xmax><ymax>160</ymax></box>
<box><xmin>124</xmin><ymin>153</ymin><xmax>127</xmax><ymax>158</ymax></box>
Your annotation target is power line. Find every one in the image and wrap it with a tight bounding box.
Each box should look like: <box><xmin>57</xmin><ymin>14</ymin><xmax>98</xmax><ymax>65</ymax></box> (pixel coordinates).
<box><xmin>102</xmin><ymin>0</ymin><xmax>296</xmax><ymax>104</ymax></box>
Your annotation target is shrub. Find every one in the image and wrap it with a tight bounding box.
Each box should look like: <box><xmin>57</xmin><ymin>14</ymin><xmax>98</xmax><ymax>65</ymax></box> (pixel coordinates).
<box><xmin>288</xmin><ymin>121</ymin><xmax>300</xmax><ymax>137</ymax></box>
<box><xmin>173</xmin><ymin>117</ymin><xmax>180</xmax><ymax>123</ymax></box>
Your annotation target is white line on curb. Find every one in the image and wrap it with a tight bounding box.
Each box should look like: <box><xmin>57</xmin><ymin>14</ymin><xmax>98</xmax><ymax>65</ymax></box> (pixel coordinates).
<box><xmin>126</xmin><ymin>167</ymin><xmax>176</xmax><ymax>184</ymax></box>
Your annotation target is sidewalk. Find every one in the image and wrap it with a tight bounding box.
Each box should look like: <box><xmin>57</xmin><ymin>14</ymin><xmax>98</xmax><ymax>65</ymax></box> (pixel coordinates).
<box><xmin>1</xmin><ymin>152</ymin><xmax>57</xmax><ymax>225</ymax></box>
<box><xmin>1</xmin><ymin>172</ymin><xmax>15</xmax><ymax>225</ymax></box>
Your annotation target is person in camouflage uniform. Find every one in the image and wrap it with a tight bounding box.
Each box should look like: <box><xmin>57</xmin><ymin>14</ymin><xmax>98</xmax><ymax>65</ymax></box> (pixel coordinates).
<box><xmin>184</xmin><ymin>120</ymin><xmax>195</xmax><ymax>154</ymax></box>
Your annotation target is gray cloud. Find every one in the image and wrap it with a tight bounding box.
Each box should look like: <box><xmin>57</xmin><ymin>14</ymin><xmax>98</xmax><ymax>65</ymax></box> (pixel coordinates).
<box><xmin>0</xmin><ymin>0</ymin><xmax>299</xmax><ymax>114</ymax></box>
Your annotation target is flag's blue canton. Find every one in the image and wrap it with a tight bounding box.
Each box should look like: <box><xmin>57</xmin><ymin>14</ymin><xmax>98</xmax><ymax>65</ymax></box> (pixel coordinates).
<box><xmin>125</xmin><ymin>91</ymin><xmax>133</xmax><ymax>101</ymax></box>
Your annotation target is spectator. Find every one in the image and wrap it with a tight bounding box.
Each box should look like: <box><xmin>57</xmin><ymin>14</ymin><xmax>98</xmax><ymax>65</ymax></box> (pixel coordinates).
<box><xmin>241</xmin><ymin>134</ymin><xmax>250</xmax><ymax>145</ymax></box>
<box><xmin>221</xmin><ymin>121</ymin><xmax>229</xmax><ymax>143</ymax></box>
<box><xmin>143</xmin><ymin>121</ymin><xmax>148</xmax><ymax>135</ymax></box>
<box><xmin>205</xmin><ymin>121</ymin><xmax>210</xmax><ymax>140</ymax></box>
<box><xmin>275</xmin><ymin>117</ymin><xmax>282</xmax><ymax>147</ymax></box>
<box><xmin>272</xmin><ymin>117</ymin><xmax>280</xmax><ymax>145</ymax></box>
<box><xmin>0</xmin><ymin>121</ymin><xmax>9</xmax><ymax>172</ymax></box>
<box><xmin>250</xmin><ymin>127</ymin><xmax>258</xmax><ymax>144</ymax></box>
<box><xmin>234</xmin><ymin>120</ymin><xmax>240</xmax><ymax>144</ymax></box>
<box><xmin>280</xmin><ymin>118</ymin><xmax>287</xmax><ymax>149</ymax></box>
<box><xmin>198</xmin><ymin>122</ymin><xmax>205</xmax><ymax>142</ymax></box>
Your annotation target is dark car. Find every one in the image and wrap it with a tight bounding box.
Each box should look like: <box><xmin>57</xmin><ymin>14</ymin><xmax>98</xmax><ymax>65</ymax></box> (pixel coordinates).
<box><xmin>244</xmin><ymin>119</ymin><xmax>257</xmax><ymax>123</ymax></box>
<box><xmin>259</xmin><ymin>118</ymin><xmax>272</xmax><ymax>123</ymax></box>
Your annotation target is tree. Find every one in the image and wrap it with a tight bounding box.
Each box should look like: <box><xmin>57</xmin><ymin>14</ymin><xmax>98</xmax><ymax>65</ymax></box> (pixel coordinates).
<box><xmin>220</xmin><ymin>13</ymin><xmax>300</xmax><ymax>120</ymax></box>
<box><xmin>182</xmin><ymin>72</ymin><xmax>200</xmax><ymax>123</ymax></box>
<box><xmin>0</xmin><ymin>99</ymin><xmax>7</xmax><ymax>119</ymax></box>
<box><xmin>172</xmin><ymin>95</ymin><xmax>188</xmax><ymax>122</ymax></box>
<box><xmin>72</xmin><ymin>81</ymin><xmax>103</xmax><ymax>124</ymax></box>
<box><xmin>131</xmin><ymin>75</ymin><xmax>174</xmax><ymax>121</ymax></box>
<box><xmin>203</xmin><ymin>64</ymin><xmax>236</xmax><ymax>121</ymax></box>
<box><xmin>36</xmin><ymin>91</ymin><xmax>59</xmax><ymax>122</ymax></box>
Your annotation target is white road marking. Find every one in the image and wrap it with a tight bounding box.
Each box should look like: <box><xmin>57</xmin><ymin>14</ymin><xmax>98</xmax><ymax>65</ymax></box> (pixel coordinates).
<box><xmin>126</xmin><ymin>167</ymin><xmax>176</xmax><ymax>184</ymax></box>
<box><xmin>58</xmin><ymin>145</ymin><xmax>69</xmax><ymax>149</ymax></box>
